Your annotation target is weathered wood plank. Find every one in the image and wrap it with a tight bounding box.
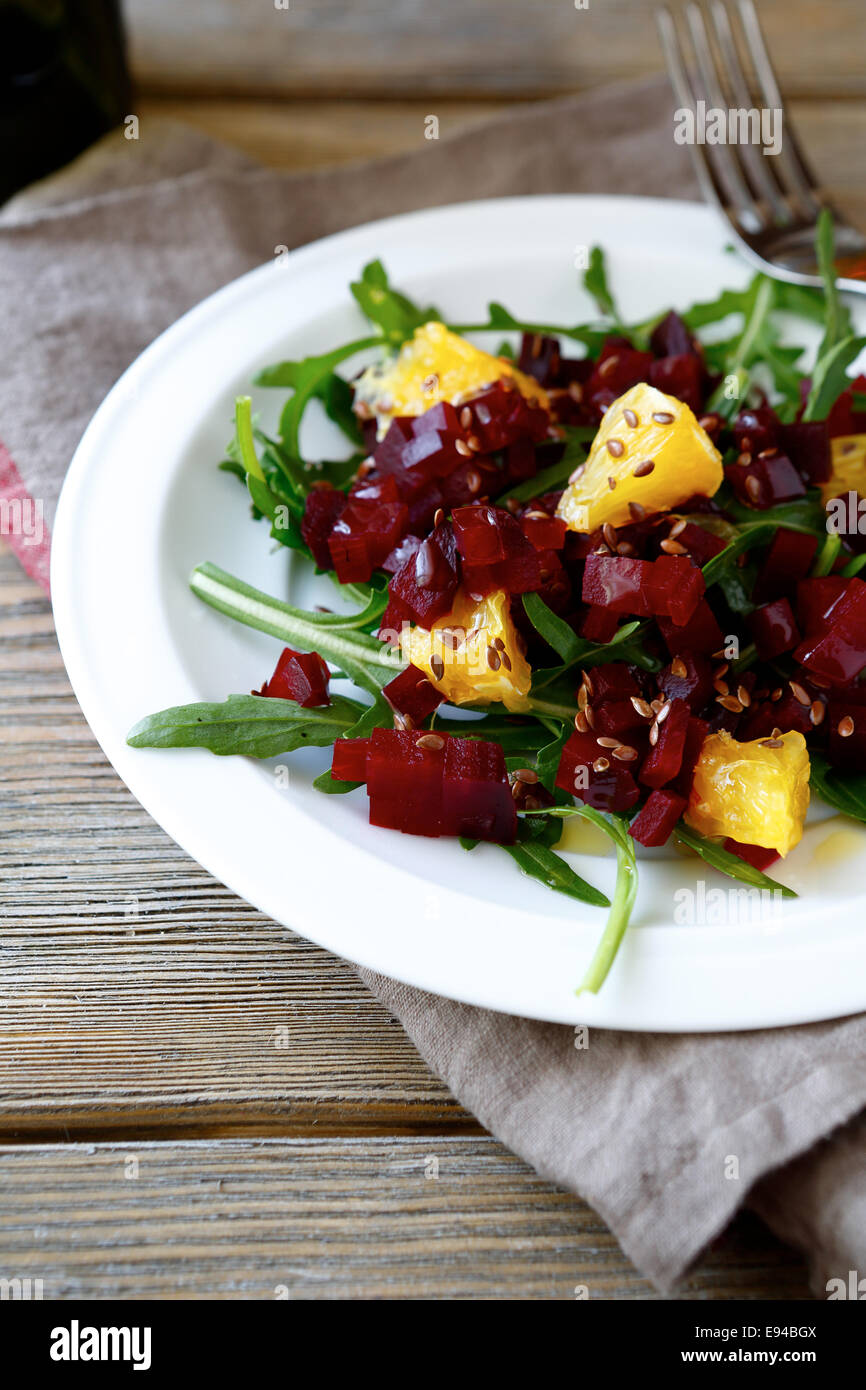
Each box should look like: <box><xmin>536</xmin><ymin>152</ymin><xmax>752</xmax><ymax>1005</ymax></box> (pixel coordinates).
<box><xmin>0</xmin><ymin>544</ymin><xmax>468</xmax><ymax>1139</ymax></box>
<box><xmin>125</xmin><ymin>0</ymin><xmax>866</xmax><ymax>100</ymax></box>
<box><xmin>0</xmin><ymin>1139</ymin><xmax>811</xmax><ymax>1299</ymax></box>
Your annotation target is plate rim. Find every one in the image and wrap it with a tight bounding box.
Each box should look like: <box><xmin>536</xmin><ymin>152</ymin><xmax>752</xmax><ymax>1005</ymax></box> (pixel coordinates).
<box><xmin>50</xmin><ymin>191</ymin><xmax>866</xmax><ymax>1032</ymax></box>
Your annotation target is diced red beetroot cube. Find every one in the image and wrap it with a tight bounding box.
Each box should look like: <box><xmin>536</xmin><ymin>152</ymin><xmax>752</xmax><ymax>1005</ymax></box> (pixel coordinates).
<box><xmin>749</xmin><ymin>598</ymin><xmax>801</xmax><ymax>660</ymax></box>
<box><xmin>331</xmin><ymin>737</ymin><xmax>370</xmax><ymax>783</ymax></box>
<box><xmin>667</xmin><ymin>716</ymin><xmax>709</xmax><ymax>798</ymax></box>
<box><xmin>647</xmin><ymin>555</ymin><xmax>705</xmax><ymax>626</ymax></box>
<box><xmin>592</xmin><ymin>698</ymin><xmax>647</xmax><ymax>738</ymax></box>
<box><xmin>410</xmin><ymin>400</ymin><xmax>461</xmax><ymax>438</ymax></box>
<box><xmin>438</xmin><ymin>455</ymin><xmax>500</xmax><ymax>508</ymax></box>
<box><xmin>827</xmin><ymin>375</ymin><xmax>866</xmax><ymax>438</ymax></box>
<box><xmin>382</xmin><ymin>663</ymin><xmax>443</xmax><ymax>728</ymax></box>
<box><xmin>349</xmin><ymin>473</ymin><xmax>401</xmax><ymax>503</ymax></box>
<box><xmin>725</xmin><ymin>451</ymin><xmax>806</xmax><ymax>509</ymax></box>
<box><xmin>733</xmin><ymin>405</ymin><xmax>780</xmax><ymax>455</ymax></box>
<box><xmin>255</xmin><ymin>646</ymin><xmax>331</xmax><ymax>707</ymax></box>
<box><xmin>555</xmin><ymin>731</ymin><xmax>640</xmax><ymax>813</ymax></box>
<box><xmin>580</xmin><ymin>604</ymin><xmax>619</xmax><ymax>643</ymax></box>
<box><xmin>441</xmin><ymin>737</ymin><xmax>516</xmax><ymax>843</ymax></box>
<box><xmin>648</xmin><ymin>354</ymin><xmax>703</xmax><ymax>412</ymax></box>
<box><xmin>517</xmin><ymin>332</ymin><xmax>562</xmax><ymax>383</ymax></box>
<box><xmin>520</xmin><ymin>512</ymin><xmax>567</xmax><ymax>551</ymax></box>
<box><xmin>505</xmin><ymin>439</ymin><xmax>537</xmax><ymax>481</ymax></box>
<box><xmin>722</xmin><ymin>838</ymin><xmax>781</xmax><ymax>872</ymax></box>
<box><xmin>780</xmin><ymin>420</ymin><xmax>831</xmax><ymax>484</ymax></box>
<box><xmin>462</xmin><ymin>382</ymin><xmax>549</xmax><ymax>451</ymax></box>
<box><xmin>582</xmin><ymin>553</ymin><xmax>653</xmax><ymax>616</ymax></box>
<box><xmin>795</xmin><ymin>577</ymin><xmax>866</xmax><ymax>683</ymax></box>
<box><xmin>453</xmin><ymin>505</ymin><xmax>509</xmax><ymax>564</ymax></box>
<box><xmin>739</xmin><ymin>684</ymin><xmax>816</xmax><ymax>741</ymax></box>
<box><xmin>328</xmin><ymin>496</ymin><xmax>408</xmax><ymax>583</ymax></box>
<box><xmin>657</xmin><ymin>652</ymin><xmax>714</xmax><ymax>712</ymax></box>
<box><xmin>382</xmin><ymin>533</ymin><xmax>422</xmax><ymax>575</ymax></box>
<box><xmin>586</xmin><ymin>662</ymin><xmax>640</xmax><ymax>702</ymax></box>
<box><xmin>400</xmin><ymin>429</ymin><xmax>463</xmax><ymax>483</ymax></box>
<box><xmin>629</xmin><ymin>789</ymin><xmax>687</xmax><ymax>847</ymax></box>
<box><xmin>367</xmin><ymin>728</ymin><xmax>446</xmax><ymax>837</ymax></box>
<box><xmin>753</xmin><ymin>529</ymin><xmax>819</xmax><ymax>604</ymax></box>
<box><xmin>388</xmin><ymin>520</ymin><xmax>460</xmax><ymax>628</ymax></box>
<box><xmin>796</xmin><ymin>575</ymin><xmax>849</xmax><ymax>637</ymax></box>
<box><xmin>650</xmin><ymin>311</ymin><xmax>699</xmax><ymax>359</ymax></box>
<box><xmin>667</xmin><ymin>522</ymin><xmax>726</xmax><ymax>567</ymax></box>
<box><xmin>587</xmin><ymin>345</ymin><xmax>653</xmax><ymax>399</ymax></box>
<box><xmin>373</xmin><ymin>418</ymin><xmax>414</xmax><ymax>475</ymax></box>
<box><xmin>658</xmin><ymin>601</ymin><xmax>724</xmax><ymax>656</ymax></box>
<box><xmin>301</xmin><ymin>487</ymin><xmax>347</xmax><ymax>569</ymax></box>
<box><xmin>828</xmin><ymin>700</ymin><xmax>866</xmax><ymax>770</ymax></box>
<box><xmin>640</xmin><ymin>697</ymin><xmax>691</xmax><ymax>788</ymax></box>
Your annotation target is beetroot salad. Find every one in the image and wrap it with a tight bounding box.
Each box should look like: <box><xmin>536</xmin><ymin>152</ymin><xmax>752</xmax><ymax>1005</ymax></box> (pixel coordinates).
<box><xmin>129</xmin><ymin>214</ymin><xmax>866</xmax><ymax>994</ymax></box>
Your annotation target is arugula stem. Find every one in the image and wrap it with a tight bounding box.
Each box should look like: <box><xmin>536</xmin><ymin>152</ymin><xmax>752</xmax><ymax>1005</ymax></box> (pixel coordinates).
<box><xmin>235</xmin><ymin>397</ymin><xmax>264</xmax><ymax>481</ymax></box>
<box><xmin>572</xmin><ymin>808</ymin><xmax>638</xmax><ymax>995</ymax></box>
<box><xmin>190</xmin><ymin>562</ymin><xmax>404</xmax><ymax>695</ymax></box>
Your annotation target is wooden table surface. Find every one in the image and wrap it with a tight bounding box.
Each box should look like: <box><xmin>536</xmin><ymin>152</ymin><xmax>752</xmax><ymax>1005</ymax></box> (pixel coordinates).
<box><xmin>6</xmin><ymin>0</ymin><xmax>862</xmax><ymax>1298</ymax></box>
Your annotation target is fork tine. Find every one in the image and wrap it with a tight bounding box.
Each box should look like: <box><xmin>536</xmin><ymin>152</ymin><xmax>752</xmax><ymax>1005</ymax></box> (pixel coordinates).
<box><xmin>656</xmin><ymin>6</ymin><xmax>755</xmax><ymax>236</ymax></box>
<box><xmin>736</xmin><ymin>0</ymin><xmax>823</xmax><ymax>216</ymax></box>
<box><xmin>684</xmin><ymin>2</ymin><xmax>767</xmax><ymax>232</ymax></box>
<box><xmin>709</xmin><ymin>0</ymin><xmax>791</xmax><ymax>224</ymax></box>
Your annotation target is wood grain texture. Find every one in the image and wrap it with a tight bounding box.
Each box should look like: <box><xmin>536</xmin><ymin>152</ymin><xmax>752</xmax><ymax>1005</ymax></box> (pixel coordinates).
<box><xmin>0</xmin><ymin>1139</ymin><xmax>811</xmax><ymax>1299</ymax></box>
<box><xmin>136</xmin><ymin>95</ymin><xmax>866</xmax><ymax>229</ymax></box>
<box><xmin>124</xmin><ymin>0</ymin><xmax>866</xmax><ymax>100</ymax></box>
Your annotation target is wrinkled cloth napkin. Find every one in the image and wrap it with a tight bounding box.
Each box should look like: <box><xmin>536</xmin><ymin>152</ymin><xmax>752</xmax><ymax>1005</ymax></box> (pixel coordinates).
<box><xmin>4</xmin><ymin>76</ymin><xmax>866</xmax><ymax>1295</ymax></box>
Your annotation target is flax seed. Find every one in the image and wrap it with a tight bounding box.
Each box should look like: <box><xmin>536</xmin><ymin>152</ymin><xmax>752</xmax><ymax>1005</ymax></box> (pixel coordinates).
<box><xmin>617</xmin><ymin>542</ymin><xmax>636</xmax><ymax>556</ymax></box>
<box><xmin>416</xmin><ymin>733</ymin><xmax>444</xmax><ymax>750</ymax></box>
<box><xmin>633</xmin><ymin>458</ymin><xmax>655</xmax><ymax>477</ymax></box>
<box><xmin>789</xmin><ymin>681</ymin><xmax>810</xmax><ymax>706</ymax></box>
<box><xmin>629</xmin><ymin>501</ymin><xmax>646</xmax><ymax>522</ymax></box>
<box><xmin>599</xmin><ymin>354</ymin><xmax>620</xmax><ymax>378</ymax></box>
<box><xmin>668</xmin><ymin>518</ymin><xmax>687</xmax><ymax>539</ymax></box>
<box><xmin>467</xmin><ymin>435</ymin><xmax>483</xmax><ymax>452</ymax></box>
<box><xmin>430</xmin><ymin>654</ymin><xmax>445</xmax><ymax>680</ymax></box>
<box><xmin>810</xmin><ymin>701</ymin><xmax>825</xmax><ymax>726</ymax></box>
<box><xmin>671</xmin><ymin>656</ymin><xmax>687</xmax><ymax>678</ymax></box>
<box><xmin>593</xmin><ymin>757</ymin><xmax>610</xmax><ymax>772</ymax></box>
<box><xmin>568</xmin><ymin>381</ymin><xmax>584</xmax><ymax>403</ymax></box>
<box><xmin>758</xmin><ymin>447</ymin><xmax>777</xmax><ymax>459</ymax></box>
<box><xmin>569</xmin><ymin>463</ymin><xmax>586</xmax><ymax>484</ymax></box>
<box><xmin>466</xmin><ymin>468</ymin><xmax>482</xmax><ymax>494</ymax></box>
<box><xmin>584</xmin><ymin>706</ymin><xmax>596</xmax><ymax>728</ymax></box>
<box><xmin>602</xmin><ymin>522</ymin><xmax>618</xmax><ymax>549</ymax></box>
<box><xmin>613</xmin><ymin>744</ymin><xmax>638</xmax><ymax>761</ymax></box>
<box><xmin>656</xmin><ymin>701</ymin><xmax>672</xmax><ymax>723</ymax></box>
<box><xmin>838</xmin><ymin>715</ymin><xmax>855</xmax><ymax>737</ymax></box>
<box><xmin>771</xmin><ymin>687</ymin><xmax>783</xmax><ymax>701</ymax></box>
<box><xmin>737</xmin><ymin>452</ymin><xmax>753</xmax><ymax>468</ymax></box>
<box><xmin>514</xmin><ymin>767</ymin><xmax>539</xmax><ymax>784</ymax></box>
<box><xmin>486</xmin><ymin>646</ymin><xmax>501</xmax><ymax>671</ymax></box>
<box><xmin>575</xmin><ymin>710</ymin><xmax>589</xmax><ymax>733</ymax></box>
<box><xmin>649</xmin><ymin>722</ymin><xmax>659</xmax><ymax>746</ymax></box>
<box><xmin>660</xmin><ymin>538</ymin><xmax>687</xmax><ymax>555</ymax></box>
<box><xmin>606</xmin><ymin>439</ymin><xmax>625</xmax><ymax>458</ymax></box>
<box><xmin>501</xmin><ymin>652</ymin><xmax>512</xmax><ymax>671</ymax></box>
<box><xmin>737</xmin><ymin>685</ymin><xmax>751</xmax><ymax>708</ymax></box>
<box><xmin>577</xmin><ymin>685</ymin><xmax>589</xmax><ymax>710</ymax></box>
<box><xmin>631</xmin><ymin>696</ymin><xmax>654</xmax><ymax>718</ymax></box>
<box><xmin>608</xmin><ymin>476</ymin><xmax>617</xmax><ymax>490</ymax></box>
<box><xmin>596</xmin><ymin>736</ymin><xmax>621</xmax><ymax>749</ymax></box>
<box><xmin>652</xmin><ymin>411</ymin><xmax>675</xmax><ymax>424</ymax></box>
<box><xmin>713</xmin><ymin>678</ymin><xmax>729</xmax><ymax>696</ymax></box>
<box><xmin>460</xmin><ymin>406</ymin><xmax>473</xmax><ymax>430</ymax></box>
<box><xmin>760</xmin><ymin>737</ymin><xmax>784</xmax><ymax>748</ymax></box>
<box><xmin>745</xmin><ymin>475</ymin><xmax>762</xmax><ymax>503</ymax></box>
<box><xmin>717</xmin><ymin>695</ymin><xmax>743</xmax><ymax>713</ymax></box>
<box><xmin>623</xmin><ymin>408</ymin><xmax>639</xmax><ymax>428</ymax></box>
<box><xmin>455</xmin><ymin>439</ymin><xmax>472</xmax><ymax>457</ymax></box>
<box><xmin>433</xmin><ymin>507</ymin><xmax>444</xmax><ymax>527</ymax></box>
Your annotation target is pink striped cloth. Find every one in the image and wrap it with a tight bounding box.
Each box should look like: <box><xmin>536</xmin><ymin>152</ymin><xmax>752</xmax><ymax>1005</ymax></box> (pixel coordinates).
<box><xmin>5</xmin><ymin>79</ymin><xmax>866</xmax><ymax>1295</ymax></box>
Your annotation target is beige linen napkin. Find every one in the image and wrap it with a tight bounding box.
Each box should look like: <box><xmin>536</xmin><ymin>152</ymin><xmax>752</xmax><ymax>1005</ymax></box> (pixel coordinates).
<box><xmin>4</xmin><ymin>77</ymin><xmax>866</xmax><ymax>1294</ymax></box>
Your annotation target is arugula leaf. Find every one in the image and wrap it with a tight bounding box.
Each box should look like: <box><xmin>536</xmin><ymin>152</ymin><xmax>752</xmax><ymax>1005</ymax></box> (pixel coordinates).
<box><xmin>705</xmin><ymin>276</ymin><xmax>775</xmax><ymax>418</ymax></box>
<box><xmin>502</xmin><ymin>833</ymin><xmax>610</xmax><ymax>909</ymax></box>
<box><xmin>127</xmin><ymin>694</ymin><xmax>361</xmax><ymax>757</ymax></box>
<box><xmin>810</xmin><ymin>754</ymin><xmax>866</xmax><ymax>824</ymax></box>
<box><xmin>190</xmin><ymin>562</ymin><xmax>403</xmax><ymax>696</ymax></box>
<box><xmin>674</xmin><ymin>822</ymin><xmax>796</xmax><ymax>897</ymax></box>
<box><xmin>803</xmin><ymin>334</ymin><xmax>866</xmax><ymax>422</ymax></box>
<box><xmin>350</xmin><ymin>260</ymin><xmax>439</xmax><ymax>345</ymax></box>
<box><xmin>253</xmin><ymin>335</ymin><xmax>381</xmax><ymax>461</ymax></box>
<box><xmin>448</xmin><ymin>303</ymin><xmax>606</xmax><ymax>354</ymax></box>
<box><xmin>583</xmin><ymin>246</ymin><xmax>621</xmax><ymax>325</ymax></box>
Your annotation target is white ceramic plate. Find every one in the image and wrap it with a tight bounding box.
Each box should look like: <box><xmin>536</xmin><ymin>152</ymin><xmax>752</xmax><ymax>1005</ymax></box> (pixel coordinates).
<box><xmin>52</xmin><ymin>194</ymin><xmax>866</xmax><ymax>1031</ymax></box>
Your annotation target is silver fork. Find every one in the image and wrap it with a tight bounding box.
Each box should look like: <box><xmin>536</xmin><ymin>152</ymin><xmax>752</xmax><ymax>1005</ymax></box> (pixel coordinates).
<box><xmin>657</xmin><ymin>0</ymin><xmax>866</xmax><ymax>295</ymax></box>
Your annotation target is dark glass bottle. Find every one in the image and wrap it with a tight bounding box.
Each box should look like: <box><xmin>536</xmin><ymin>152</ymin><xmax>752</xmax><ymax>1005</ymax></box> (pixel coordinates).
<box><xmin>0</xmin><ymin>0</ymin><xmax>131</xmax><ymax>203</ymax></box>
